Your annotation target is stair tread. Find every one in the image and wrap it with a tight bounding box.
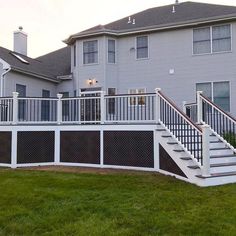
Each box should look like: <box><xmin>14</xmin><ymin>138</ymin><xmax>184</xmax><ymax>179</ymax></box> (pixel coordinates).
<box><xmin>196</xmin><ymin>171</ymin><xmax>236</xmax><ymax>179</ymax></box>
<box><xmin>180</xmin><ymin>157</ymin><xmax>192</xmax><ymax>160</ymax></box>
<box><xmin>167</xmin><ymin>142</ymin><xmax>178</xmax><ymax>145</ymax></box>
<box><xmin>162</xmin><ymin>135</ymin><xmax>172</xmax><ymax>138</ymax></box>
<box><xmin>188</xmin><ymin>162</ymin><xmax>236</xmax><ymax>169</ymax></box>
<box><xmin>210</xmin><ymin>154</ymin><xmax>236</xmax><ymax>158</ymax></box>
<box><xmin>173</xmin><ymin>149</ymin><xmax>185</xmax><ymax>152</ymax></box>
<box><xmin>210</xmin><ymin>147</ymin><xmax>230</xmax><ymax>150</ymax></box>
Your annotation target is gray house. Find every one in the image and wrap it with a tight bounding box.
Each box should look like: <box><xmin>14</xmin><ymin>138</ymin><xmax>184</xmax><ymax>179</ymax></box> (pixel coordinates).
<box><xmin>63</xmin><ymin>1</ymin><xmax>236</xmax><ymax>116</ymax></box>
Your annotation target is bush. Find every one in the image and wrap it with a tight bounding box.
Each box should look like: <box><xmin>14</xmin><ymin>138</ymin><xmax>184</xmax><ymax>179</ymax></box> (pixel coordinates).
<box><xmin>223</xmin><ymin>132</ymin><xmax>236</xmax><ymax>148</ymax></box>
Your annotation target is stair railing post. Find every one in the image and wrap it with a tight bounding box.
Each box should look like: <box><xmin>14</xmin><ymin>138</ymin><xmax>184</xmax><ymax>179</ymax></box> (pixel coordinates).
<box><xmin>197</xmin><ymin>91</ymin><xmax>203</xmax><ymax>124</ymax></box>
<box><xmin>12</xmin><ymin>92</ymin><xmax>19</xmax><ymax>125</ymax></box>
<box><xmin>100</xmin><ymin>91</ymin><xmax>105</xmax><ymax>124</ymax></box>
<box><xmin>182</xmin><ymin>101</ymin><xmax>186</xmax><ymax>114</ymax></box>
<box><xmin>155</xmin><ymin>88</ymin><xmax>161</xmax><ymax>123</ymax></box>
<box><xmin>202</xmin><ymin>124</ymin><xmax>211</xmax><ymax>177</ymax></box>
<box><xmin>57</xmin><ymin>94</ymin><xmax>63</xmax><ymax>125</ymax></box>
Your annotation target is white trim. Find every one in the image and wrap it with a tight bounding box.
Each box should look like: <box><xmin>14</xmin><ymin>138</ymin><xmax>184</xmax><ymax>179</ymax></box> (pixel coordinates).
<box><xmin>82</xmin><ymin>39</ymin><xmax>99</xmax><ymax>65</ymax></box>
<box><xmin>135</xmin><ymin>35</ymin><xmax>149</xmax><ymax>60</ymax></box>
<box><xmin>16</xmin><ymin>162</ymin><xmax>55</xmax><ymax>168</ymax></box>
<box><xmin>192</xmin><ymin>23</ymin><xmax>232</xmax><ymax>56</ymax></box>
<box><xmin>107</xmin><ymin>38</ymin><xmax>116</xmax><ymax>64</ymax></box>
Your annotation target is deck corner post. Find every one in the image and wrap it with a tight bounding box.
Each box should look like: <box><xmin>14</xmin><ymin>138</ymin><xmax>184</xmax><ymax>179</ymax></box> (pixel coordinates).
<box><xmin>11</xmin><ymin>128</ymin><xmax>17</xmax><ymax>168</ymax></box>
<box><xmin>12</xmin><ymin>92</ymin><xmax>19</xmax><ymax>125</ymax></box>
<box><xmin>100</xmin><ymin>91</ymin><xmax>105</xmax><ymax>124</ymax></box>
<box><xmin>57</xmin><ymin>94</ymin><xmax>63</xmax><ymax>125</ymax></box>
<box><xmin>197</xmin><ymin>91</ymin><xmax>203</xmax><ymax>124</ymax></box>
<box><xmin>155</xmin><ymin>88</ymin><xmax>161</xmax><ymax>123</ymax></box>
<box><xmin>202</xmin><ymin>124</ymin><xmax>211</xmax><ymax>177</ymax></box>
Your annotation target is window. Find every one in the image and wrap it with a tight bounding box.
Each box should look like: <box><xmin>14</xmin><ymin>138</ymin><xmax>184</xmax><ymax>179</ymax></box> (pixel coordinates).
<box><xmin>196</xmin><ymin>81</ymin><xmax>230</xmax><ymax>112</ymax></box>
<box><xmin>16</xmin><ymin>84</ymin><xmax>26</xmax><ymax>120</ymax></box>
<box><xmin>83</xmin><ymin>40</ymin><xmax>98</xmax><ymax>64</ymax></box>
<box><xmin>108</xmin><ymin>88</ymin><xmax>116</xmax><ymax>114</ymax></box>
<box><xmin>128</xmin><ymin>88</ymin><xmax>146</xmax><ymax>106</ymax></box>
<box><xmin>108</xmin><ymin>39</ymin><xmax>115</xmax><ymax>63</ymax></box>
<box><xmin>193</xmin><ymin>24</ymin><xmax>231</xmax><ymax>55</ymax></box>
<box><xmin>136</xmin><ymin>36</ymin><xmax>148</xmax><ymax>59</ymax></box>
<box><xmin>41</xmin><ymin>90</ymin><xmax>50</xmax><ymax>121</ymax></box>
<box><xmin>73</xmin><ymin>44</ymin><xmax>76</xmax><ymax>67</ymax></box>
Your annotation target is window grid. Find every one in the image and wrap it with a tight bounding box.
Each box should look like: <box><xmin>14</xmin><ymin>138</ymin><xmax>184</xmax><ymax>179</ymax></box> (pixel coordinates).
<box><xmin>136</xmin><ymin>36</ymin><xmax>148</xmax><ymax>59</ymax></box>
<box><xmin>108</xmin><ymin>39</ymin><xmax>116</xmax><ymax>63</ymax></box>
<box><xmin>83</xmin><ymin>40</ymin><xmax>98</xmax><ymax>64</ymax></box>
<box><xmin>128</xmin><ymin>88</ymin><xmax>146</xmax><ymax>106</ymax></box>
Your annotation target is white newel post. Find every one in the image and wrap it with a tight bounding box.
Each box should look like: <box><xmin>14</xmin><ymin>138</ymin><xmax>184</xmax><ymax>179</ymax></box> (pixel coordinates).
<box><xmin>100</xmin><ymin>91</ymin><xmax>105</xmax><ymax>124</ymax></box>
<box><xmin>182</xmin><ymin>101</ymin><xmax>187</xmax><ymax>114</ymax></box>
<box><xmin>155</xmin><ymin>88</ymin><xmax>161</xmax><ymax>123</ymax></box>
<box><xmin>197</xmin><ymin>91</ymin><xmax>203</xmax><ymax>124</ymax></box>
<box><xmin>57</xmin><ymin>94</ymin><xmax>63</xmax><ymax>125</ymax></box>
<box><xmin>202</xmin><ymin>124</ymin><xmax>211</xmax><ymax>177</ymax></box>
<box><xmin>12</xmin><ymin>92</ymin><xmax>19</xmax><ymax>125</ymax></box>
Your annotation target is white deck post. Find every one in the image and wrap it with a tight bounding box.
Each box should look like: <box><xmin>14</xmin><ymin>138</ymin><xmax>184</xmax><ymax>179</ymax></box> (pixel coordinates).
<box><xmin>11</xmin><ymin>128</ymin><xmax>17</xmax><ymax>168</ymax></box>
<box><xmin>155</xmin><ymin>88</ymin><xmax>161</xmax><ymax>123</ymax></box>
<box><xmin>12</xmin><ymin>92</ymin><xmax>19</xmax><ymax>125</ymax></box>
<box><xmin>202</xmin><ymin>124</ymin><xmax>211</xmax><ymax>177</ymax></box>
<box><xmin>57</xmin><ymin>94</ymin><xmax>63</xmax><ymax>125</ymax></box>
<box><xmin>197</xmin><ymin>91</ymin><xmax>203</xmax><ymax>124</ymax></box>
<box><xmin>100</xmin><ymin>91</ymin><xmax>105</xmax><ymax>124</ymax></box>
<box><xmin>182</xmin><ymin>101</ymin><xmax>187</xmax><ymax>114</ymax></box>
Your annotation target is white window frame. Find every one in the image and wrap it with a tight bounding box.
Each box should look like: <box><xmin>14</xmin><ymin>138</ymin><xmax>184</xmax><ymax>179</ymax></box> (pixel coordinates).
<box><xmin>135</xmin><ymin>36</ymin><xmax>149</xmax><ymax>60</ymax></box>
<box><xmin>192</xmin><ymin>24</ymin><xmax>232</xmax><ymax>55</ymax></box>
<box><xmin>82</xmin><ymin>39</ymin><xmax>99</xmax><ymax>65</ymax></box>
<box><xmin>196</xmin><ymin>80</ymin><xmax>231</xmax><ymax>112</ymax></box>
<box><xmin>107</xmin><ymin>39</ymin><xmax>116</xmax><ymax>64</ymax></box>
<box><xmin>128</xmin><ymin>88</ymin><xmax>146</xmax><ymax>106</ymax></box>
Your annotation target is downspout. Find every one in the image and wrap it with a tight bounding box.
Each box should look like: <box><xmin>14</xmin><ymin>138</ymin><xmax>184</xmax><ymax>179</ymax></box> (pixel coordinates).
<box><xmin>0</xmin><ymin>67</ymin><xmax>11</xmax><ymax>97</ymax></box>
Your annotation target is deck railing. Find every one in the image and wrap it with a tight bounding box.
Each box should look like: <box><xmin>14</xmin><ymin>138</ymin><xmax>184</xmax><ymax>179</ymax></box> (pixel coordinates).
<box><xmin>0</xmin><ymin>91</ymin><xmax>156</xmax><ymax>125</ymax></box>
<box><xmin>157</xmin><ymin>89</ymin><xmax>205</xmax><ymax>165</ymax></box>
<box><xmin>184</xmin><ymin>91</ymin><xmax>236</xmax><ymax>149</ymax></box>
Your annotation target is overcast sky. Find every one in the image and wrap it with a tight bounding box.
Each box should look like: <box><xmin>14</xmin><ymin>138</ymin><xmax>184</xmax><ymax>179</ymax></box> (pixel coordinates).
<box><xmin>0</xmin><ymin>0</ymin><xmax>235</xmax><ymax>58</ymax></box>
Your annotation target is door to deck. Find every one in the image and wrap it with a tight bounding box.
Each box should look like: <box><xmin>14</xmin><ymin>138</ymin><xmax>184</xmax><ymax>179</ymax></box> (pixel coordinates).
<box><xmin>80</xmin><ymin>88</ymin><xmax>101</xmax><ymax>122</ymax></box>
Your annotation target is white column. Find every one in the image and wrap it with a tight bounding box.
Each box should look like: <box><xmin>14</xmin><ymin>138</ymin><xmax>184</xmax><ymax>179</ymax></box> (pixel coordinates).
<box><xmin>100</xmin><ymin>91</ymin><xmax>105</xmax><ymax>124</ymax></box>
<box><xmin>100</xmin><ymin>129</ymin><xmax>104</xmax><ymax>167</ymax></box>
<box><xmin>155</xmin><ymin>88</ymin><xmax>161</xmax><ymax>123</ymax></box>
<box><xmin>11</xmin><ymin>128</ymin><xmax>17</xmax><ymax>168</ymax></box>
<box><xmin>54</xmin><ymin>128</ymin><xmax>60</xmax><ymax>165</ymax></box>
<box><xmin>12</xmin><ymin>92</ymin><xmax>19</xmax><ymax>125</ymax></box>
<box><xmin>153</xmin><ymin>130</ymin><xmax>159</xmax><ymax>171</ymax></box>
<box><xmin>57</xmin><ymin>94</ymin><xmax>63</xmax><ymax>125</ymax></box>
<box><xmin>197</xmin><ymin>91</ymin><xmax>203</xmax><ymax>124</ymax></box>
<box><xmin>182</xmin><ymin>101</ymin><xmax>187</xmax><ymax>114</ymax></box>
<box><xmin>202</xmin><ymin>124</ymin><xmax>211</xmax><ymax>177</ymax></box>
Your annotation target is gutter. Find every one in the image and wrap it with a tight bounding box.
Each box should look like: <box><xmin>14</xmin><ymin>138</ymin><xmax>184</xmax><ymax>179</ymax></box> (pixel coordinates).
<box><xmin>11</xmin><ymin>67</ymin><xmax>59</xmax><ymax>84</ymax></box>
<box><xmin>0</xmin><ymin>59</ymin><xmax>11</xmax><ymax>97</ymax></box>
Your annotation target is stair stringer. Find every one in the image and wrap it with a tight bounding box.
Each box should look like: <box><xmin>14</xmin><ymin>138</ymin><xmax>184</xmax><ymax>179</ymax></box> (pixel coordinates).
<box><xmin>156</xmin><ymin>125</ymin><xmax>205</xmax><ymax>186</ymax></box>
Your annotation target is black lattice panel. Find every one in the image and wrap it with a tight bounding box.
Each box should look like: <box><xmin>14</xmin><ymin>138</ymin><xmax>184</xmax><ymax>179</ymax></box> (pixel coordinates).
<box><xmin>159</xmin><ymin>144</ymin><xmax>187</xmax><ymax>178</ymax></box>
<box><xmin>17</xmin><ymin>131</ymin><xmax>54</xmax><ymax>164</ymax></box>
<box><xmin>104</xmin><ymin>131</ymin><xmax>154</xmax><ymax>168</ymax></box>
<box><xmin>60</xmin><ymin>131</ymin><xmax>100</xmax><ymax>164</ymax></box>
<box><xmin>0</xmin><ymin>132</ymin><xmax>12</xmax><ymax>164</ymax></box>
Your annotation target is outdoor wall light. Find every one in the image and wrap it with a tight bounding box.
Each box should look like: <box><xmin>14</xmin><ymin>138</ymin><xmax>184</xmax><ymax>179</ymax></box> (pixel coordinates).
<box><xmin>87</xmin><ymin>79</ymin><xmax>98</xmax><ymax>86</ymax></box>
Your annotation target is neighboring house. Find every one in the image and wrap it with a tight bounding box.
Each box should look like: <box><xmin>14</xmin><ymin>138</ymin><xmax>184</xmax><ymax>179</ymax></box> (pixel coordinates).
<box><xmin>64</xmin><ymin>1</ymin><xmax>236</xmax><ymax>116</ymax></box>
<box><xmin>0</xmin><ymin>29</ymin><xmax>71</xmax><ymax>98</ymax></box>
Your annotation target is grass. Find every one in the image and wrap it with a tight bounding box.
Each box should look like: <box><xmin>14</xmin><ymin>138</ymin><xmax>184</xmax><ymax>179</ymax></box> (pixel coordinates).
<box><xmin>223</xmin><ymin>132</ymin><xmax>236</xmax><ymax>148</ymax></box>
<box><xmin>0</xmin><ymin>169</ymin><xmax>235</xmax><ymax>236</ymax></box>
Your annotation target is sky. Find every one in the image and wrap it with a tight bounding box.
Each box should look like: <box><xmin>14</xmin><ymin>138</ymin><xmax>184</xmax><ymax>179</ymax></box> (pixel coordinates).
<box><xmin>0</xmin><ymin>0</ymin><xmax>236</xmax><ymax>58</ymax></box>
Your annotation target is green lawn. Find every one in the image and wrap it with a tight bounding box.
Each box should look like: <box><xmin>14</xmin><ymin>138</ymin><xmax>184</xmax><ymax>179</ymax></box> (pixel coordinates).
<box><xmin>0</xmin><ymin>168</ymin><xmax>235</xmax><ymax>236</ymax></box>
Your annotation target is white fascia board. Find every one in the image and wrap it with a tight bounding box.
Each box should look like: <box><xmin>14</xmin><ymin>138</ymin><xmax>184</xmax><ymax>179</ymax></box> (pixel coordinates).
<box><xmin>0</xmin><ymin>58</ymin><xmax>11</xmax><ymax>70</ymax></box>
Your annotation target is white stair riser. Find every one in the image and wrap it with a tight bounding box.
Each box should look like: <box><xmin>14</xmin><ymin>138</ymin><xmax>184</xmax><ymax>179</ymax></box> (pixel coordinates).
<box><xmin>210</xmin><ymin>166</ymin><xmax>236</xmax><ymax>174</ymax></box>
<box><xmin>210</xmin><ymin>149</ymin><xmax>233</xmax><ymax>156</ymax></box>
<box><xmin>200</xmin><ymin>175</ymin><xmax>236</xmax><ymax>187</ymax></box>
<box><xmin>210</xmin><ymin>157</ymin><xmax>236</xmax><ymax>165</ymax></box>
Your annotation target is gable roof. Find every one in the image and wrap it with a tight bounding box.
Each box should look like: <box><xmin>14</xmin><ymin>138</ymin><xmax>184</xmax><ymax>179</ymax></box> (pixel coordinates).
<box><xmin>36</xmin><ymin>46</ymin><xmax>71</xmax><ymax>77</ymax></box>
<box><xmin>65</xmin><ymin>1</ymin><xmax>236</xmax><ymax>44</ymax></box>
<box><xmin>0</xmin><ymin>46</ymin><xmax>71</xmax><ymax>82</ymax></box>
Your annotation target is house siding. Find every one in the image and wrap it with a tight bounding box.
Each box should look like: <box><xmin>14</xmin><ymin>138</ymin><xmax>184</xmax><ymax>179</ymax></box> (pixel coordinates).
<box><xmin>73</xmin><ymin>22</ymin><xmax>236</xmax><ymax>116</ymax></box>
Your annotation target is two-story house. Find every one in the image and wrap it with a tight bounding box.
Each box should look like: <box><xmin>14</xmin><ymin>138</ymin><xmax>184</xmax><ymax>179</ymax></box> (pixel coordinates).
<box><xmin>63</xmin><ymin>1</ymin><xmax>236</xmax><ymax>116</ymax></box>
